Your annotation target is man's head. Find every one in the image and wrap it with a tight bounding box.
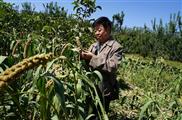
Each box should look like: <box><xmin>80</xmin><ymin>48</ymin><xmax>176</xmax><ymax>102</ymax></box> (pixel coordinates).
<box><xmin>92</xmin><ymin>17</ymin><xmax>112</xmax><ymax>44</ymax></box>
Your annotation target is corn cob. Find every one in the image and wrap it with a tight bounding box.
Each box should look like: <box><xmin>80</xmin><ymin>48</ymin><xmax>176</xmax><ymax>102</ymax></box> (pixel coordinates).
<box><xmin>0</xmin><ymin>53</ymin><xmax>53</xmax><ymax>90</ymax></box>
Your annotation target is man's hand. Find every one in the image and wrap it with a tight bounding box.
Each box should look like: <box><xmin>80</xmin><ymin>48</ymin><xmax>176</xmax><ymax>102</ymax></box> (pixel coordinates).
<box><xmin>80</xmin><ymin>51</ymin><xmax>95</xmax><ymax>60</ymax></box>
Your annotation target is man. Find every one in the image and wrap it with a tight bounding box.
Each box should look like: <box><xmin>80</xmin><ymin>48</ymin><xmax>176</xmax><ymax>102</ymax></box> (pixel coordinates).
<box><xmin>81</xmin><ymin>16</ymin><xmax>123</xmax><ymax>116</ymax></box>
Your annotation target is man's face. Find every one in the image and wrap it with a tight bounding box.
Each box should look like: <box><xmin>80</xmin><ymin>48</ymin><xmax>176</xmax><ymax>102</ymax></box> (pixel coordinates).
<box><xmin>94</xmin><ymin>24</ymin><xmax>110</xmax><ymax>43</ymax></box>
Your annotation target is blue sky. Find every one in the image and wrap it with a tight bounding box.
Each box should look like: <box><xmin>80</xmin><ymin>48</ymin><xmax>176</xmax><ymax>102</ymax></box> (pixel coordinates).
<box><xmin>4</xmin><ymin>0</ymin><xmax>182</xmax><ymax>28</ymax></box>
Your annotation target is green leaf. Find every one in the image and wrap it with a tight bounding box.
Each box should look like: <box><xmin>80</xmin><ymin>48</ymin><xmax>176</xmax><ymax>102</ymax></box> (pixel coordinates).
<box><xmin>66</xmin><ymin>104</ymin><xmax>74</xmax><ymax>109</ymax></box>
<box><xmin>34</xmin><ymin>65</ymin><xmax>42</xmax><ymax>81</ymax></box>
<box><xmin>0</xmin><ymin>67</ymin><xmax>4</xmax><ymax>73</ymax></box>
<box><xmin>50</xmin><ymin>76</ymin><xmax>66</xmax><ymax>113</ymax></box>
<box><xmin>96</xmin><ymin>6</ymin><xmax>102</xmax><ymax>10</ymax></box>
<box><xmin>76</xmin><ymin>79</ymin><xmax>82</xmax><ymax>97</ymax></box>
<box><xmin>77</xmin><ymin>73</ymin><xmax>93</xmax><ymax>88</ymax></box>
<box><xmin>139</xmin><ymin>99</ymin><xmax>154</xmax><ymax>120</ymax></box>
<box><xmin>93</xmin><ymin>70</ymin><xmax>103</xmax><ymax>81</ymax></box>
<box><xmin>5</xmin><ymin>112</ymin><xmax>16</xmax><ymax>117</ymax></box>
<box><xmin>42</xmin><ymin>25</ymin><xmax>52</xmax><ymax>32</ymax></box>
<box><xmin>45</xmin><ymin>58</ymin><xmax>59</xmax><ymax>73</ymax></box>
<box><xmin>51</xmin><ymin>115</ymin><xmax>59</xmax><ymax>120</ymax></box>
<box><xmin>85</xmin><ymin>114</ymin><xmax>95</xmax><ymax>120</ymax></box>
<box><xmin>0</xmin><ymin>56</ymin><xmax>7</xmax><ymax>64</ymax></box>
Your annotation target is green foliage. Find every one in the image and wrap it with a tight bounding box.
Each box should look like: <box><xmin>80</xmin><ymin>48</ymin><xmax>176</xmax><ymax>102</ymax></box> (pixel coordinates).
<box><xmin>0</xmin><ymin>0</ymin><xmax>182</xmax><ymax>119</ymax></box>
<box><xmin>112</xmin><ymin>54</ymin><xmax>182</xmax><ymax>119</ymax></box>
<box><xmin>112</xmin><ymin>11</ymin><xmax>125</xmax><ymax>31</ymax></box>
<box><xmin>21</xmin><ymin>2</ymin><xmax>35</xmax><ymax>14</ymax></box>
<box><xmin>72</xmin><ymin>0</ymin><xmax>102</xmax><ymax>20</ymax></box>
<box><xmin>0</xmin><ymin>0</ymin><xmax>107</xmax><ymax>119</ymax></box>
<box><xmin>114</xmin><ymin>11</ymin><xmax>182</xmax><ymax>61</ymax></box>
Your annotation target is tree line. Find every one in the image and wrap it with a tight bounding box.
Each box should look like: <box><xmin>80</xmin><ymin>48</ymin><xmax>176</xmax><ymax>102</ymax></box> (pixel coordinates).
<box><xmin>112</xmin><ymin>11</ymin><xmax>182</xmax><ymax>61</ymax></box>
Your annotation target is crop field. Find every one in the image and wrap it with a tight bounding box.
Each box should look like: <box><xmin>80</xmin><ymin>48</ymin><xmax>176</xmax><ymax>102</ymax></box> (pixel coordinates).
<box><xmin>110</xmin><ymin>55</ymin><xmax>182</xmax><ymax>120</ymax></box>
<box><xmin>0</xmin><ymin>0</ymin><xmax>182</xmax><ymax>120</ymax></box>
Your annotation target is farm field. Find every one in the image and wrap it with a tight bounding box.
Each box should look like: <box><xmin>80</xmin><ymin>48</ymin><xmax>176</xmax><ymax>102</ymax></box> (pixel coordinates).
<box><xmin>0</xmin><ymin>0</ymin><xmax>182</xmax><ymax>119</ymax></box>
<box><xmin>1</xmin><ymin>53</ymin><xmax>182</xmax><ymax>120</ymax></box>
<box><xmin>110</xmin><ymin>54</ymin><xmax>182</xmax><ymax>120</ymax></box>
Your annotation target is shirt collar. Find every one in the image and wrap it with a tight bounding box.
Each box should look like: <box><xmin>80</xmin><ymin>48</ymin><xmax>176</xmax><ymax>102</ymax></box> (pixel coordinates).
<box><xmin>93</xmin><ymin>36</ymin><xmax>114</xmax><ymax>48</ymax></box>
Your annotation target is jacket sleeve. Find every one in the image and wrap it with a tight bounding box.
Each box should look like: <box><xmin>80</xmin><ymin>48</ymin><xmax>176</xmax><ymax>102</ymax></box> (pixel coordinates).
<box><xmin>89</xmin><ymin>44</ymin><xmax>123</xmax><ymax>73</ymax></box>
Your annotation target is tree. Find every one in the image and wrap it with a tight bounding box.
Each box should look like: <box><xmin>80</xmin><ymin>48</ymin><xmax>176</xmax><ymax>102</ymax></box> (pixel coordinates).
<box><xmin>112</xmin><ymin>11</ymin><xmax>125</xmax><ymax>31</ymax></box>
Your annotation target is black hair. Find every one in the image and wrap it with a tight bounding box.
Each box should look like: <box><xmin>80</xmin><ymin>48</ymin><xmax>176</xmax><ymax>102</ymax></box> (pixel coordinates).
<box><xmin>92</xmin><ymin>16</ymin><xmax>112</xmax><ymax>31</ymax></box>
